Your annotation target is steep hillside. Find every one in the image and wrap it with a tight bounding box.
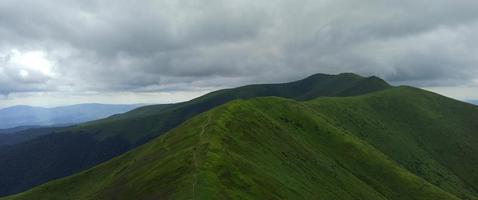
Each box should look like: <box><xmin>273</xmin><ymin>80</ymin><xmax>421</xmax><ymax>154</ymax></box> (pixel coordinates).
<box><xmin>309</xmin><ymin>87</ymin><xmax>478</xmax><ymax>199</ymax></box>
<box><xmin>5</xmin><ymin>87</ymin><xmax>478</xmax><ymax>200</ymax></box>
<box><xmin>0</xmin><ymin>73</ymin><xmax>392</xmax><ymax>196</ymax></box>
<box><xmin>78</xmin><ymin>72</ymin><xmax>390</xmax><ymax>143</ymax></box>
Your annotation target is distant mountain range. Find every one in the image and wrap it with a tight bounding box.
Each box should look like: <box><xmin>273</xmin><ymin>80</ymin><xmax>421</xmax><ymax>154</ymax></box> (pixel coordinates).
<box><xmin>1</xmin><ymin>73</ymin><xmax>478</xmax><ymax>200</ymax></box>
<box><xmin>0</xmin><ymin>104</ymin><xmax>144</xmax><ymax>129</ymax></box>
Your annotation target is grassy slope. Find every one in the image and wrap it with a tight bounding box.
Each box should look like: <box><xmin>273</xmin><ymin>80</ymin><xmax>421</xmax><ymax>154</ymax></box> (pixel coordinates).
<box><xmin>310</xmin><ymin>87</ymin><xmax>478</xmax><ymax>199</ymax></box>
<box><xmin>0</xmin><ymin>73</ymin><xmax>393</xmax><ymax>197</ymax></box>
<box><xmin>6</xmin><ymin>87</ymin><xmax>478</xmax><ymax>200</ymax></box>
<box><xmin>75</xmin><ymin>73</ymin><xmax>391</xmax><ymax>143</ymax></box>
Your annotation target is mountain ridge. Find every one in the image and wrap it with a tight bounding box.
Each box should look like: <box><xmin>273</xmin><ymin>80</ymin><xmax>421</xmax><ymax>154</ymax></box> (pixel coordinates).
<box><xmin>5</xmin><ymin>86</ymin><xmax>477</xmax><ymax>199</ymax></box>
<box><xmin>0</xmin><ymin>73</ymin><xmax>393</xmax><ymax>197</ymax></box>
<box><xmin>78</xmin><ymin>72</ymin><xmax>391</xmax><ymax>143</ymax></box>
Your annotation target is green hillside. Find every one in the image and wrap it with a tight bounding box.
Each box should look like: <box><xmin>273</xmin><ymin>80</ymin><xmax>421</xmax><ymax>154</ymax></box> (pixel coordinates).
<box><xmin>0</xmin><ymin>73</ymin><xmax>393</xmax><ymax>197</ymax></box>
<box><xmin>6</xmin><ymin>87</ymin><xmax>478</xmax><ymax>200</ymax></box>
<box><xmin>77</xmin><ymin>72</ymin><xmax>391</xmax><ymax>143</ymax></box>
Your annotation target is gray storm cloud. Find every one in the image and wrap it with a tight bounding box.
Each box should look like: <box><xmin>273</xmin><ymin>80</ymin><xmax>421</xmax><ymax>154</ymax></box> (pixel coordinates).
<box><xmin>0</xmin><ymin>0</ymin><xmax>478</xmax><ymax>99</ymax></box>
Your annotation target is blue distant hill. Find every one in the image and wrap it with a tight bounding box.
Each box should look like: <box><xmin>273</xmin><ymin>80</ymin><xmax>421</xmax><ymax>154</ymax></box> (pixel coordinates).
<box><xmin>0</xmin><ymin>104</ymin><xmax>143</xmax><ymax>129</ymax></box>
<box><xmin>467</xmin><ymin>100</ymin><xmax>478</xmax><ymax>105</ymax></box>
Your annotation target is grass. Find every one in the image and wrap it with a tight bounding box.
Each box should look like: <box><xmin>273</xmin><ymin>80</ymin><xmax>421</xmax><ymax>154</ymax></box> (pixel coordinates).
<box><xmin>5</xmin><ymin>86</ymin><xmax>478</xmax><ymax>200</ymax></box>
<box><xmin>73</xmin><ymin>72</ymin><xmax>392</xmax><ymax>143</ymax></box>
<box><xmin>0</xmin><ymin>73</ymin><xmax>394</xmax><ymax>197</ymax></box>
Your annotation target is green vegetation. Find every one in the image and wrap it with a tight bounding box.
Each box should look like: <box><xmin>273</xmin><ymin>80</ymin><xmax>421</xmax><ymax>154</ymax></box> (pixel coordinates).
<box><xmin>76</xmin><ymin>72</ymin><xmax>391</xmax><ymax>143</ymax></box>
<box><xmin>0</xmin><ymin>73</ymin><xmax>394</xmax><ymax>197</ymax></box>
<box><xmin>6</xmin><ymin>86</ymin><xmax>478</xmax><ymax>200</ymax></box>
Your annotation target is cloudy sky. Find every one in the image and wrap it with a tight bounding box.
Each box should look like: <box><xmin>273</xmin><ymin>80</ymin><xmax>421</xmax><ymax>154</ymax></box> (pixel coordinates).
<box><xmin>1</xmin><ymin>0</ymin><xmax>478</xmax><ymax>108</ymax></box>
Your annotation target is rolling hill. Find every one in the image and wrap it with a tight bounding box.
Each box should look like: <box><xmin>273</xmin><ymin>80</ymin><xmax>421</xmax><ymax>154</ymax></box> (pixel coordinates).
<box><xmin>0</xmin><ymin>104</ymin><xmax>142</xmax><ymax>129</ymax></box>
<box><xmin>0</xmin><ymin>73</ymin><xmax>392</xmax><ymax>196</ymax></box>
<box><xmin>5</xmin><ymin>86</ymin><xmax>477</xmax><ymax>200</ymax></box>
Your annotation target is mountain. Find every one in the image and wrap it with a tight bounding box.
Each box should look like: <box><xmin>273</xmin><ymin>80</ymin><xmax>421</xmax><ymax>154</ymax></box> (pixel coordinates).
<box><xmin>0</xmin><ymin>73</ymin><xmax>392</xmax><ymax>196</ymax></box>
<box><xmin>0</xmin><ymin>104</ymin><xmax>143</xmax><ymax>129</ymax></box>
<box><xmin>77</xmin><ymin>73</ymin><xmax>391</xmax><ymax>143</ymax></box>
<box><xmin>469</xmin><ymin>100</ymin><xmax>478</xmax><ymax>105</ymax></box>
<box><xmin>5</xmin><ymin>86</ymin><xmax>478</xmax><ymax>200</ymax></box>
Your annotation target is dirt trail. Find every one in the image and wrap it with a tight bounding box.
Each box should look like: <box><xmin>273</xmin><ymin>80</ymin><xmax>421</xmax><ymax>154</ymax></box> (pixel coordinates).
<box><xmin>192</xmin><ymin>115</ymin><xmax>211</xmax><ymax>200</ymax></box>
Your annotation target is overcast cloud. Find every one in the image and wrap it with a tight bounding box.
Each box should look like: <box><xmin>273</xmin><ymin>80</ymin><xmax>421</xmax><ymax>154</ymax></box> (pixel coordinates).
<box><xmin>1</xmin><ymin>0</ymin><xmax>478</xmax><ymax>107</ymax></box>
